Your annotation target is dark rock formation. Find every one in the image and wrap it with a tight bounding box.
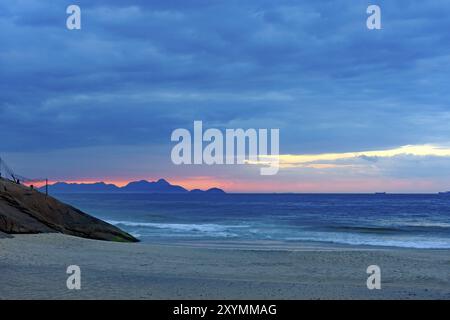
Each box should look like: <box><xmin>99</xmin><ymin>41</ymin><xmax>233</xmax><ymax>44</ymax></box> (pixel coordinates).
<box><xmin>0</xmin><ymin>178</ymin><xmax>138</xmax><ymax>242</ymax></box>
<box><xmin>0</xmin><ymin>231</ymin><xmax>12</xmax><ymax>238</ymax></box>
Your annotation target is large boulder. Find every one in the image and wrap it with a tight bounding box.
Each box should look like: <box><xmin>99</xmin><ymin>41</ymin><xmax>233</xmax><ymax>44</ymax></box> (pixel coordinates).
<box><xmin>0</xmin><ymin>231</ymin><xmax>12</xmax><ymax>238</ymax></box>
<box><xmin>0</xmin><ymin>178</ymin><xmax>138</xmax><ymax>242</ymax></box>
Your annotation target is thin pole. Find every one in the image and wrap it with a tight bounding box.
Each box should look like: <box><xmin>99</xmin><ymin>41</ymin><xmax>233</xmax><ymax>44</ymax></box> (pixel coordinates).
<box><xmin>46</xmin><ymin>178</ymin><xmax>48</xmax><ymax>196</ymax></box>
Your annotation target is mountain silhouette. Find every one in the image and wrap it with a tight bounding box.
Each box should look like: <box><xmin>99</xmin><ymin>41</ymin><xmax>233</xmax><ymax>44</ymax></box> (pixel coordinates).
<box><xmin>44</xmin><ymin>182</ymin><xmax>120</xmax><ymax>193</ymax></box>
<box><xmin>42</xmin><ymin>179</ymin><xmax>225</xmax><ymax>194</ymax></box>
<box><xmin>189</xmin><ymin>187</ymin><xmax>226</xmax><ymax>194</ymax></box>
<box><xmin>121</xmin><ymin>179</ymin><xmax>187</xmax><ymax>193</ymax></box>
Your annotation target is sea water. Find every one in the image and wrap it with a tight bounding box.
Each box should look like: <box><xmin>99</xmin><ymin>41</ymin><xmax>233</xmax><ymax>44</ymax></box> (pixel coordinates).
<box><xmin>55</xmin><ymin>193</ymin><xmax>450</xmax><ymax>249</ymax></box>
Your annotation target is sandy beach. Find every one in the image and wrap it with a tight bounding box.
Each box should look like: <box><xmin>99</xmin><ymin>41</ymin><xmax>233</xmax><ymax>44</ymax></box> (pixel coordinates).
<box><xmin>1</xmin><ymin>234</ymin><xmax>449</xmax><ymax>300</ymax></box>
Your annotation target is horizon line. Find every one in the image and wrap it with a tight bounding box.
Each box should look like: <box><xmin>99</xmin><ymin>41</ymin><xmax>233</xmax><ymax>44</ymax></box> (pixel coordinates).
<box><xmin>35</xmin><ymin>178</ymin><xmax>450</xmax><ymax>195</ymax></box>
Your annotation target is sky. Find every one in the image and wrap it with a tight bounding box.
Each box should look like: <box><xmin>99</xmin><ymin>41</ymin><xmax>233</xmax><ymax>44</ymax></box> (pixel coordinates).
<box><xmin>1</xmin><ymin>0</ymin><xmax>450</xmax><ymax>192</ymax></box>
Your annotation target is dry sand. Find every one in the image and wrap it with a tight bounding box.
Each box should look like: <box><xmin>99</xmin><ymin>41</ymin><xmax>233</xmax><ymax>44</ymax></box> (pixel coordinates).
<box><xmin>0</xmin><ymin>234</ymin><xmax>449</xmax><ymax>299</ymax></box>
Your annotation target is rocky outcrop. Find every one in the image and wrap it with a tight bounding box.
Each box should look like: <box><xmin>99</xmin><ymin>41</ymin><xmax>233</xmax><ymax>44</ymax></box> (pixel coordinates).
<box><xmin>0</xmin><ymin>178</ymin><xmax>138</xmax><ymax>242</ymax></box>
<box><xmin>0</xmin><ymin>231</ymin><xmax>12</xmax><ymax>238</ymax></box>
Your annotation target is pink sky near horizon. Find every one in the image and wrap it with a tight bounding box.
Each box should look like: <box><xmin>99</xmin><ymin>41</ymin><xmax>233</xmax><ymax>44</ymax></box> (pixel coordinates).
<box><xmin>35</xmin><ymin>176</ymin><xmax>441</xmax><ymax>193</ymax></box>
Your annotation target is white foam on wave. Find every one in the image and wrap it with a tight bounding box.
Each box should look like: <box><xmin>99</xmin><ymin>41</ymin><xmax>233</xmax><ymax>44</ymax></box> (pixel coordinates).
<box><xmin>285</xmin><ymin>231</ymin><xmax>450</xmax><ymax>249</ymax></box>
<box><xmin>107</xmin><ymin>220</ymin><xmax>450</xmax><ymax>248</ymax></box>
<box><xmin>398</xmin><ymin>222</ymin><xmax>450</xmax><ymax>228</ymax></box>
<box><xmin>107</xmin><ymin>219</ymin><xmax>245</xmax><ymax>237</ymax></box>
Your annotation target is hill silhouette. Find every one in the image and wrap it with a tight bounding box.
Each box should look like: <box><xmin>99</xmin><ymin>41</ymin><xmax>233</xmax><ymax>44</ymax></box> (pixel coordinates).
<box><xmin>42</xmin><ymin>179</ymin><xmax>225</xmax><ymax>194</ymax></box>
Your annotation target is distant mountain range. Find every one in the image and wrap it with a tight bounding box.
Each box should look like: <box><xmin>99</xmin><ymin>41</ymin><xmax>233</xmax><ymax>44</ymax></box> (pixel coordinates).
<box><xmin>41</xmin><ymin>179</ymin><xmax>226</xmax><ymax>194</ymax></box>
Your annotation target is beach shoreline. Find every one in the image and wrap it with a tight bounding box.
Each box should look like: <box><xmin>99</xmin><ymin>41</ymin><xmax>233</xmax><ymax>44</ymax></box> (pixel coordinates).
<box><xmin>1</xmin><ymin>234</ymin><xmax>449</xmax><ymax>300</ymax></box>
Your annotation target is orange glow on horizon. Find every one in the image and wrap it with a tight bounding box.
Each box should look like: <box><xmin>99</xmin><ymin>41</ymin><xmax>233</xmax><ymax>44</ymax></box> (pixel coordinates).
<box><xmin>34</xmin><ymin>176</ymin><xmax>441</xmax><ymax>193</ymax></box>
<box><xmin>41</xmin><ymin>177</ymin><xmax>232</xmax><ymax>191</ymax></box>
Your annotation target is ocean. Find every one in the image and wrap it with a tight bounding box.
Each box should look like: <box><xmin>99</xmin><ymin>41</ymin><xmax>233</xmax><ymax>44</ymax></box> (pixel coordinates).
<box><xmin>55</xmin><ymin>193</ymin><xmax>450</xmax><ymax>249</ymax></box>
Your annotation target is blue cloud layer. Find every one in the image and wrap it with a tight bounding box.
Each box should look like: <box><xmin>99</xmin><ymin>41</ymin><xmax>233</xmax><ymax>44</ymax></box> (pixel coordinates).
<box><xmin>1</xmin><ymin>0</ymin><xmax>450</xmax><ymax>187</ymax></box>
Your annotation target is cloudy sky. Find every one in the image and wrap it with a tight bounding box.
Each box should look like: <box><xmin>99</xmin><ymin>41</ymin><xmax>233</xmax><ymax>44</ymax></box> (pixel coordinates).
<box><xmin>1</xmin><ymin>0</ymin><xmax>450</xmax><ymax>192</ymax></box>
